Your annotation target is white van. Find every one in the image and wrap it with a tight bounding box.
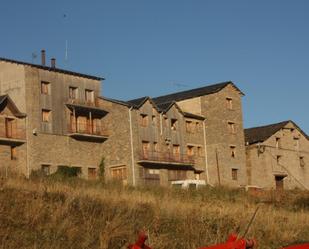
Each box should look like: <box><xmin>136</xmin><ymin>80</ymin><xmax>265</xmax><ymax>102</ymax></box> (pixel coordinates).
<box><xmin>171</xmin><ymin>180</ymin><xmax>206</xmax><ymax>189</ymax></box>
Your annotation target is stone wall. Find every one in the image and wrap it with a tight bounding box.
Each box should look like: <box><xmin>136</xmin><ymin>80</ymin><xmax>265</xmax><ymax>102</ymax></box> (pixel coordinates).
<box><xmin>99</xmin><ymin>98</ymin><xmax>133</xmax><ymax>184</ymax></box>
<box><xmin>178</xmin><ymin>84</ymin><xmax>247</xmax><ymax>187</ymax></box>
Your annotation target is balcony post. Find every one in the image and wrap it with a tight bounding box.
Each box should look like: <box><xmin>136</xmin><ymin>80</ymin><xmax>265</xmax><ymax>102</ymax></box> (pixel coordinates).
<box><xmin>73</xmin><ymin>108</ymin><xmax>76</xmax><ymax>132</ymax></box>
<box><xmin>89</xmin><ymin>111</ymin><xmax>92</xmax><ymax>134</ymax></box>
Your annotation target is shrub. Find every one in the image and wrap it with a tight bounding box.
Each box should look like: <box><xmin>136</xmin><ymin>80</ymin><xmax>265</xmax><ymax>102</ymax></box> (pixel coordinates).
<box><xmin>52</xmin><ymin>166</ymin><xmax>81</xmax><ymax>178</ymax></box>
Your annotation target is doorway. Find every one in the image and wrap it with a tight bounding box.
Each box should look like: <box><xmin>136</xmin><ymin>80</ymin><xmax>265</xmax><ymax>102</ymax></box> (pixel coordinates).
<box><xmin>275</xmin><ymin>175</ymin><xmax>285</xmax><ymax>190</ymax></box>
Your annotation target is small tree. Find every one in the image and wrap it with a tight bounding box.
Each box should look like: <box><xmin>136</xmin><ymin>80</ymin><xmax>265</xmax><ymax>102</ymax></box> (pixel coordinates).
<box><xmin>99</xmin><ymin>157</ymin><xmax>105</xmax><ymax>181</ymax></box>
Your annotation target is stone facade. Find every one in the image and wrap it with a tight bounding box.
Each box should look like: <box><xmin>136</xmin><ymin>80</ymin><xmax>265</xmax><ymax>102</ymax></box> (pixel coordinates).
<box><xmin>0</xmin><ymin>59</ymin><xmax>108</xmax><ymax>179</ymax></box>
<box><xmin>245</xmin><ymin>121</ymin><xmax>309</xmax><ymax>190</ymax></box>
<box><xmin>100</xmin><ymin>97</ymin><xmax>206</xmax><ymax>186</ymax></box>
<box><xmin>0</xmin><ymin>60</ymin><xmax>249</xmax><ymax>188</ymax></box>
<box><xmin>176</xmin><ymin>84</ymin><xmax>247</xmax><ymax>187</ymax></box>
<box><xmin>2</xmin><ymin>55</ymin><xmax>307</xmax><ymax>190</ymax></box>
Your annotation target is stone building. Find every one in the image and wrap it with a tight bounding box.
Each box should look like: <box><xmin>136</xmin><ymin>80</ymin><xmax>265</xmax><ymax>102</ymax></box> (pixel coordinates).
<box><xmin>0</xmin><ymin>53</ymin><xmax>248</xmax><ymax>187</ymax></box>
<box><xmin>0</xmin><ymin>52</ymin><xmax>109</xmax><ymax>179</ymax></box>
<box><xmin>99</xmin><ymin>82</ymin><xmax>248</xmax><ymax>187</ymax></box>
<box><xmin>99</xmin><ymin>96</ymin><xmax>207</xmax><ymax>186</ymax></box>
<box><xmin>245</xmin><ymin>120</ymin><xmax>309</xmax><ymax>190</ymax></box>
<box><xmin>0</xmin><ymin>53</ymin><xmax>247</xmax><ymax>187</ymax></box>
<box><xmin>152</xmin><ymin>82</ymin><xmax>248</xmax><ymax>187</ymax></box>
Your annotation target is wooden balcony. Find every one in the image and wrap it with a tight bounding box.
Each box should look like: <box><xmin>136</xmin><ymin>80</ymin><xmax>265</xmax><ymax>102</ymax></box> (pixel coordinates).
<box><xmin>138</xmin><ymin>151</ymin><xmax>195</xmax><ymax>168</ymax></box>
<box><xmin>67</xmin><ymin>98</ymin><xmax>102</xmax><ymax>109</ymax></box>
<box><xmin>67</xmin><ymin>121</ymin><xmax>109</xmax><ymax>142</ymax></box>
<box><xmin>0</xmin><ymin>128</ymin><xmax>26</xmax><ymax>145</ymax></box>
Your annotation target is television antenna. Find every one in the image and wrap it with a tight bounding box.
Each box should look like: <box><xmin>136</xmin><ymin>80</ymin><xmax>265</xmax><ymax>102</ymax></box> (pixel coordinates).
<box><xmin>172</xmin><ymin>82</ymin><xmax>189</xmax><ymax>89</ymax></box>
<box><xmin>31</xmin><ymin>52</ymin><xmax>37</xmax><ymax>63</ymax></box>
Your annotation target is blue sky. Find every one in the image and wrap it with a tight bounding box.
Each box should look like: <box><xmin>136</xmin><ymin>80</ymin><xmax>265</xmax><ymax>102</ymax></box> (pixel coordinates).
<box><xmin>1</xmin><ymin>0</ymin><xmax>308</xmax><ymax>133</ymax></box>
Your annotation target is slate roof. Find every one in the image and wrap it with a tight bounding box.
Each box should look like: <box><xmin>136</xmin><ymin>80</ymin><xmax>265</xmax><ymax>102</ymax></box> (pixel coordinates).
<box><xmin>183</xmin><ymin>112</ymin><xmax>205</xmax><ymax>120</ymax></box>
<box><xmin>152</xmin><ymin>81</ymin><xmax>244</xmax><ymax>105</ymax></box>
<box><xmin>245</xmin><ymin>120</ymin><xmax>309</xmax><ymax>145</ymax></box>
<box><xmin>0</xmin><ymin>95</ymin><xmax>7</xmax><ymax>105</ymax></box>
<box><xmin>127</xmin><ymin>96</ymin><xmax>150</xmax><ymax>108</ymax></box>
<box><xmin>126</xmin><ymin>81</ymin><xmax>242</xmax><ymax>115</ymax></box>
<box><xmin>0</xmin><ymin>57</ymin><xmax>103</xmax><ymax>81</ymax></box>
<box><xmin>99</xmin><ymin>97</ymin><xmax>132</xmax><ymax>107</ymax></box>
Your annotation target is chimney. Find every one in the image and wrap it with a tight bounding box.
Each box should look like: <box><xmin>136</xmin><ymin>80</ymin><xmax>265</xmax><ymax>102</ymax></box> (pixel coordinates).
<box><xmin>51</xmin><ymin>58</ymin><xmax>56</xmax><ymax>69</ymax></box>
<box><xmin>41</xmin><ymin>50</ymin><xmax>46</xmax><ymax>66</ymax></box>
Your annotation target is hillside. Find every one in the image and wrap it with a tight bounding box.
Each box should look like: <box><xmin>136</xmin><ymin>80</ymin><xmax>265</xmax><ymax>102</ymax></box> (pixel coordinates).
<box><xmin>0</xmin><ymin>177</ymin><xmax>308</xmax><ymax>249</ymax></box>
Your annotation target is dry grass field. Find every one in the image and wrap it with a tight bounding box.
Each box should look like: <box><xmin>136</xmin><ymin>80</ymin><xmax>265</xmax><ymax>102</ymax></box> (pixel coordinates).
<box><xmin>0</xmin><ymin>176</ymin><xmax>308</xmax><ymax>249</ymax></box>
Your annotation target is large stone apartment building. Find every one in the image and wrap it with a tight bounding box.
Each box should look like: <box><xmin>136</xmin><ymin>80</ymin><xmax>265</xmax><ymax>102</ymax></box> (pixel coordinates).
<box><xmin>0</xmin><ymin>52</ymin><xmax>248</xmax><ymax>187</ymax></box>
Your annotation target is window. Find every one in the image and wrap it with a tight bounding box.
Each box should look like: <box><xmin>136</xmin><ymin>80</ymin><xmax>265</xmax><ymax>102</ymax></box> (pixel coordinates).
<box><xmin>276</xmin><ymin>155</ymin><xmax>282</xmax><ymax>164</ymax></box>
<box><xmin>140</xmin><ymin>114</ymin><xmax>149</xmax><ymax>127</ymax></box>
<box><xmin>275</xmin><ymin>137</ymin><xmax>281</xmax><ymax>149</ymax></box>
<box><xmin>88</xmin><ymin>168</ymin><xmax>97</xmax><ymax>179</ymax></box>
<box><xmin>148</xmin><ymin>169</ymin><xmax>160</xmax><ymax>175</ymax></box>
<box><xmin>111</xmin><ymin>166</ymin><xmax>127</xmax><ymax>181</ymax></box>
<box><xmin>197</xmin><ymin>146</ymin><xmax>203</xmax><ymax>157</ymax></box>
<box><xmin>152</xmin><ymin>115</ymin><xmax>157</xmax><ymax>125</ymax></box>
<box><xmin>171</xmin><ymin>119</ymin><xmax>178</xmax><ymax>130</ymax></box>
<box><xmin>168</xmin><ymin>170</ymin><xmax>187</xmax><ymax>181</ymax></box>
<box><xmin>140</xmin><ymin>167</ymin><xmax>160</xmax><ymax>185</ymax></box>
<box><xmin>294</xmin><ymin>137</ymin><xmax>299</xmax><ymax>151</ymax></box>
<box><xmin>173</xmin><ymin>144</ymin><xmax>180</xmax><ymax>159</ymax></box>
<box><xmin>231</xmin><ymin>169</ymin><xmax>238</xmax><ymax>181</ymax></box>
<box><xmin>153</xmin><ymin>142</ymin><xmax>158</xmax><ymax>152</ymax></box>
<box><xmin>226</xmin><ymin>97</ymin><xmax>233</xmax><ymax>110</ymax></box>
<box><xmin>300</xmin><ymin>157</ymin><xmax>305</xmax><ymax>167</ymax></box>
<box><xmin>11</xmin><ymin>146</ymin><xmax>17</xmax><ymax>160</ymax></box>
<box><xmin>186</xmin><ymin>120</ymin><xmax>196</xmax><ymax>133</ymax></box>
<box><xmin>41</xmin><ymin>164</ymin><xmax>50</xmax><ymax>175</ymax></box>
<box><xmin>195</xmin><ymin>122</ymin><xmax>201</xmax><ymax>132</ymax></box>
<box><xmin>164</xmin><ymin>116</ymin><xmax>169</xmax><ymax>127</ymax></box>
<box><xmin>85</xmin><ymin>89</ymin><xmax>94</xmax><ymax>103</ymax></box>
<box><xmin>187</xmin><ymin>145</ymin><xmax>194</xmax><ymax>156</ymax></box>
<box><xmin>142</xmin><ymin>141</ymin><xmax>150</xmax><ymax>158</ymax></box>
<box><xmin>5</xmin><ymin>118</ymin><xmax>14</xmax><ymax>138</ymax></box>
<box><xmin>42</xmin><ymin>109</ymin><xmax>51</xmax><ymax>122</ymax></box>
<box><xmin>69</xmin><ymin>86</ymin><xmax>78</xmax><ymax>100</ymax></box>
<box><xmin>228</xmin><ymin>122</ymin><xmax>235</xmax><ymax>134</ymax></box>
<box><xmin>41</xmin><ymin>81</ymin><xmax>50</xmax><ymax>95</ymax></box>
<box><xmin>230</xmin><ymin>146</ymin><xmax>236</xmax><ymax>158</ymax></box>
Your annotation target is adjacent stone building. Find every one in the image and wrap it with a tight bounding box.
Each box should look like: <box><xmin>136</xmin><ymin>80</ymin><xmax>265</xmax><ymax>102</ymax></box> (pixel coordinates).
<box><xmin>245</xmin><ymin>121</ymin><xmax>309</xmax><ymax>190</ymax></box>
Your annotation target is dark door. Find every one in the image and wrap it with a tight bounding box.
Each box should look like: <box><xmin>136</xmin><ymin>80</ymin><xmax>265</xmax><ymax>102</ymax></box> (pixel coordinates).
<box><xmin>275</xmin><ymin>176</ymin><xmax>285</xmax><ymax>190</ymax></box>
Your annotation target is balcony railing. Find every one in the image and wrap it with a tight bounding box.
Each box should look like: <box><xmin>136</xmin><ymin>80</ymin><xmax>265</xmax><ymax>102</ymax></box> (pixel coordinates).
<box><xmin>0</xmin><ymin>128</ymin><xmax>26</xmax><ymax>141</ymax></box>
<box><xmin>67</xmin><ymin>121</ymin><xmax>109</xmax><ymax>137</ymax></box>
<box><xmin>139</xmin><ymin>151</ymin><xmax>195</xmax><ymax>165</ymax></box>
<box><xmin>67</xmin><ymin>98</ymin><xmax>99</xmax><ymax>108</ymax></box>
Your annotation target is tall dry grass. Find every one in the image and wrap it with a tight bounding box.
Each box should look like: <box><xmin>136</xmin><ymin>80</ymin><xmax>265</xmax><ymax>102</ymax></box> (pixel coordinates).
<box><xmin>0</xmin><ymin>176</ymin><xmax>308</xmax><ymax>249</ymax></box>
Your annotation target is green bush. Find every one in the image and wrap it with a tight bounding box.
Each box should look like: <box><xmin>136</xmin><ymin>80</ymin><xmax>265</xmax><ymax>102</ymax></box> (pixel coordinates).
<box><xmin>52</xmin><ymin>166</ymin><xmax>81</xmax><ymax>178</ymax></box>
